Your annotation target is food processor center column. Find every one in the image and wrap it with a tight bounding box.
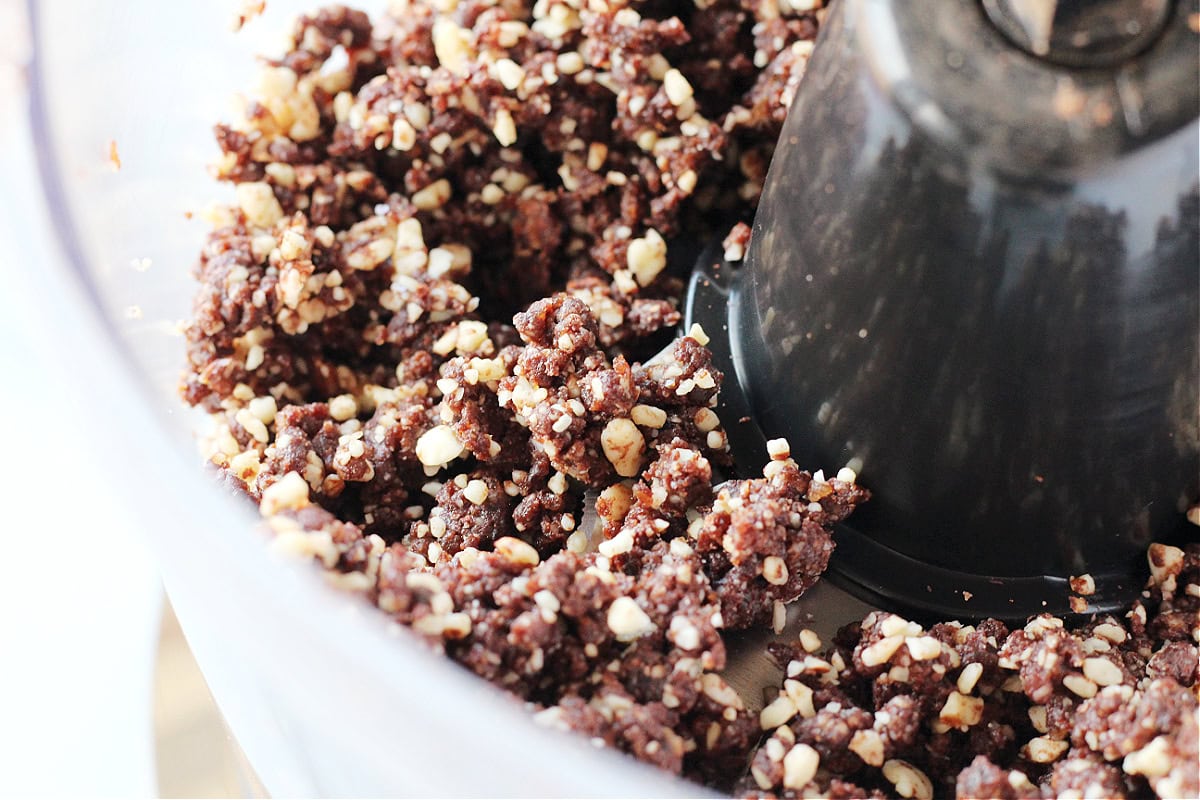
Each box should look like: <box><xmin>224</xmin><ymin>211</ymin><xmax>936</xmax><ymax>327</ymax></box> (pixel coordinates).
<box><xmin>689</xmin><ymin>0</ymin><xmax>1200</xmax><ymax>619</ymax></box>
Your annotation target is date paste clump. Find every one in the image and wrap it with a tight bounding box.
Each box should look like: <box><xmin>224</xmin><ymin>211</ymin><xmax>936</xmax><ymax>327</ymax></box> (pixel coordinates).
<box><xmin>180</xmin><ymin>1</ymin><xmax>1197</xmax><ymax>797</ymax></box>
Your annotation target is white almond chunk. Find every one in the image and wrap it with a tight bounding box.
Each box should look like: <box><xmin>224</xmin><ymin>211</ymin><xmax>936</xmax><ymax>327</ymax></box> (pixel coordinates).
<box><xmin>601</xmin><ymin>418</ymin><xmax>645</xmax><ymax>478</ymax></box>
<box><xmin>686</xmin><ymin>323</ymin><xmax>710</xmax><ymax>346</ymax></box>
<box><xmin>938</xmin><ymin>691</ymin><xmax>984</xmax><ymax>730</ymax></box>
<box><xmin>493</xmin><ymin>58</ymin><xmax>525</xmax><ymax>90</ymax></box>
<box><xmin>556</xmin><ymin>51</ymin><xmax>584</xmax><ymax>75</ymax></box>
<box><xmin>462</xmin><ymin>479</ymin><xmax>489</xmax><ymax>505</ymax></box>
<box><xmin>759</xmin><ymin>694</ymin><xmax>797</xmax><ymax>729</ymax></box>
<box><xmin>1070</xmin><ymin>573</ymin><xmax>1096</xmax><ymax>596</ymax></box>
<box><xmin>260</xmin><ymin>471</ymin><xmax>310</xmax><ymax>516</ymax></box>
<box><xmin>480</xmin><ymin>183</ymin><xmax>505</xmax><ymax>205</ymax></box>
<box><xmin>1063</xmin><ymin>674</ymin><xmax>1099</xmax><ymax>698</ymax></box>
<box><xmin>1147</xmin><ymin>543</ymin><xmax>1184</xmax><ymax>585</ymax></box>
<box><xmin>762</xmin><ymin>556</ymin><xmax>789</xmax><ymax>586</ymax></box>
<box><xmin>441</xmin><ymin>612</ymin><xmax>472</xmax><ymax>639</ymax></box>
<box><xmin>245</xmin><ymin>343</ymin><xmax>265</xmax><ymax>370</ymax></box>
<box><xmin>883</xmin><ymin>759</ymin><xmax>934</xmax><ymax>800</ymax></box>
<box><xmin>768</xmin><ymin>599</ymin><xmax>784</xmax><ymax>633</ymax></box>
<box><xmin>783</xmin><ymin>680</ymin><xmax>815</xmax><ymax>718</ymax></box>
<box><xmin>630</xmin><ymin>404</ymin><xmax>668</xmax><ymax>428</ymax></box>
<box><xmin>766</xmin><ymin>438</ymin><xmax>790</xmax><ymax>460</ymax></box>
<box><xmin>626</xmin><ymin>228</ymin><xmax>667</xmax><ymax>286</ymax></box>
<box><xmin>494</xmin><ymin>536</ymin><xmax>540</xmax><ymax>567</ymax></box>
<box><xmin>248</xmin><ymin>395</ymin><xmax>278</xmax><ymax>425</ymax></box>
<box><xmin>1093</xmin><ymin>623</ymin><xmax>1127</xmax><ymax>644</ymax></box>
<box><xmin>329</xmin><ymin>394</ymin><xmax>358</xmax><ymax>422</ymax></box>
<box><xmin>861</xmin><ymin>635</ymin><xmax>905</xmax><ymax>667</ymax></box>
<box><xmin>957</xmin><ymin>662</ymin><xmax>984</xmax><ymax>694</ymax></box>
<box><xmin>677</xmin><ymin>169</ymin><xmax>697</xmax><ymax>195</ymax></box>
<box><xmin>1028</xmin><ymin>705</ymin><xmax>1048</xmax><ymax>733</ymax></box>
<box><xmin>1082</xmin><ymin>657</ymin><xmax>1124</xmax><ymax>687</ymax></box>
<box><xmin>1025</xmin><ymin>736</ymin><xmax>1069</xmax><ymax>764</ymax></box>
<box><xmin>782</xmin><ymin>744</ymin><xmax>820</xmax><ymax>791</ymax></box>
<box><xmin>236</xmin><ymin>182</ymin><xmax>284</xmax><ymax>228</ymax></box>
<box><xmin>668</xmin><ymin>616</ymin><xmax>701</xmax><ymax>650</ymax></box>
<box><xmin>879</xmin><ymin>615</ymin><xmax>910</xmax><ymax>637</ymax></box>
<box><xmin>412</xmin><ymin>179</ymin><xmax>452</xmax><ymax>211</ymax></box>
<box><xmin>235</xmin><ymin>408</ymin><xmax>270</xmax><ymax>444</ymax></box>
<box><xmin>492</xmin><ymin>109</ymin><xmax>518</xmax><ymax>146</ymax></box>
<box><xmin>415</xmin><ymin>424</ymin><xmax>464</xmax><ymax>467</ymax></box>
<box><xmin>598</xmin><ymin>529</ymin><xmax>634</xmax><ymax>558</ymax></box>
<box><xmin>455</xmin><ymin>320</ymin><xmax>489</xmax><ymax>352</ymax></box>
<box><xmin>849</xmin><ymin>729</ymin><xmax>885</xmax><ymax>767</ymax></box>
<box><xmin>587</xmin><ymin>142</ymin><xmax>608</xmax><ymax>172</ymax></box>
<box><xmin>1123</xmin><ymin>735</ymin><xmax>1172</xmax><ymax>779</ymax></box>
<box><xmin>906</xmin><ymin>636</ymin><xmax>942</xmax><ymax>661</ymax></box>
<box><xmin>690</xmin><ymin>412</ymin><xmax>718</xmax><ymax>437</ymax></box>
<box><xmin>432</xmin><ymin>18</ymin><xmax>473</xmax><ymax>74</ymax></box>
<box><xmin>662</xmin><ymin>68</ymin><xmax>693</xmax><ymax>106</ymax></box>
<box><xmin>700</xmin><ymin>673</ymin><xmax>743</xmax><ymax>708</ymax></box>
<box><xmin>607</xmin><ymin>596</ymin><xmax>655</xmax><ymax>642</ymax></box>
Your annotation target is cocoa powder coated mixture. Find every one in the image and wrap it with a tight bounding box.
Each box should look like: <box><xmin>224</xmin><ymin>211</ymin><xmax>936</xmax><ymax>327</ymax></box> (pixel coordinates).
<box><xmin>181</xmin><ymin>1</ymin><xmax>1199</xmax><ymax>796</ymax></box>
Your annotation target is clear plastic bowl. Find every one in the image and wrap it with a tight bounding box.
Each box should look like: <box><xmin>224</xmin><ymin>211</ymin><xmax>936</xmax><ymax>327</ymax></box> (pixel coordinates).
<box><xmin>22</xmin><ymin>1</ymin><xmax>699</xmax><ymax>795</ymax></box>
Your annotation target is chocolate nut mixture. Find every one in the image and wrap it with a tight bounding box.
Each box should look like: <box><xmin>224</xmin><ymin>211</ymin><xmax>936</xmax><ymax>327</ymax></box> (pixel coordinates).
<box><xmin>181</xmin><ymin>1</ymin><xmax>1199</xmax><ymax>796</ymax></box>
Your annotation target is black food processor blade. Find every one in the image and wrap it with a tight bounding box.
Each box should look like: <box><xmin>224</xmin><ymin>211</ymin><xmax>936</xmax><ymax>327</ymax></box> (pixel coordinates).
<box><xmin>688</xmin><ymin>0</ymin><xmax>1200</xmax><ymax>621</ymax></box>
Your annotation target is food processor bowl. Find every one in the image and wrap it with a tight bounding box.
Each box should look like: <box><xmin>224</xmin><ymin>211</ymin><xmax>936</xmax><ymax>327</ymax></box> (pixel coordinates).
<box><xmin>17</xmin><ymin>0</ymin><xmax>697</xmax><ymax>795</ymax></box>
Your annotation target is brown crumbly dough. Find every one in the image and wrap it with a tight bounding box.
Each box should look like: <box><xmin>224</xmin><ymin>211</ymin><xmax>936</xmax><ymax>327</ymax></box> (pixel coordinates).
<box><xmin>739</xmin><ymin>544</ymin><xmax>1200</xmax><ymax>800</ymax></box>
<box><xmin>183</xmin><ymin>0</ymin><xmax>853</xmax><ymax>790</ymax></box>
<box><xmin>182</xmin><ymin>1</ymin><xmax>1197</xmax><ymax>796</ymax></box>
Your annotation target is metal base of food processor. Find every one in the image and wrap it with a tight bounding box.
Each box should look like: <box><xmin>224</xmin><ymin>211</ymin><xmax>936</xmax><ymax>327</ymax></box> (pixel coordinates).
<box><xmin>684</xmin><ymin>252</ymin><xmax>1172</xmax><ymax>624</ymax></box>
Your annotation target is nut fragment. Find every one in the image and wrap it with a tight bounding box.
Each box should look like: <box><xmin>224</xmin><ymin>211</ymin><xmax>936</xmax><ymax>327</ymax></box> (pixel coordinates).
<box><xmin>601</xmin><ymin>418</ymin><xmax>646</xmax><ymax>477</ymax></box>
<box><xmin>938</xmin><ymin>691</ymin><xmax>984</xmax><ymax>731</ymax></box>
<box><xmin>493</xmin><ymin>109</ymin><xmax>518</xmax><ymax>146</ymax></box>
<box><xmin>762</xmin><ymin>556</ymin><xmax>789</xmax><ymax>586</ymax></box>
<box><xmin>759</xmin><ymin>694</ymin><xmax>797</xmax><ymax>729</ymax></box>
<box><xmin>1025</xmin><ymin>735</ymin><xmax>1068</xmax><ymax>764</ymax></box>
<box><xmin>493</xmin><ymin>58</ymin><xmax>525</xmax><ymax>90</ymax></box>
<box><xmin>630</xmin><ymin>404</ymin><xmax>667</xmax><ymax>429</ymax></box>
<box><xmin>783</xmin><ymin>679</ymin><xmax>815</xmax><ymax>718</ymax></box>
<box><xmin>905</xmin><ymin>636</ymin><xmax>941</xmax><ymax>661</ymax></box>
<box><xmin>685</xmin><ymin>324</ymin><xmax>710</xmax><ymax>347</ymax></box>
<box><xmin>1147</xmin><ymin>543</ymin><xmax>1184</xmax><ymax>586</ymax></box>
<box><xmin>1063</xmin><ymin>674</ymin><xmax>1099</xmax><ymax>698</ymax></box>
<box><xmin>412</xmin><ymin>178</ymin><xmax>452</xmax><ymax>211</ymax></box>
<box><xmin>882</xmin><ymin>759</ymin><xmax>934</xmax><ymax>800</ymax></box>
<box><xmin>462</xmin><ymin>479</ymin><xmax>489</xmax><ymax>505</ymax></box>
<box><xmin>861</xmin><ymin>635</ymin><xmax>904</xmax><ymax>667</ymax></box>
<box><xmin>607</xmin><ymin>596</ymin><xmax>655</xmax><ymax>642</ymax></box>
<box><xmin>432</xmin><ymin>18</ymin><xmax>473</xmax><ymax>74</ymax></box>
<box><xmin>1123</xmin><ymin>735</ymin><xmax>1172</xmax><ymax>778</ymax></box>
<box><xmin>494</xmin><ymin>536</ymin><xmax>540</xmax><ymax>567</ymax></box>
<box><xmin>626</xmin><ymin>229</ymin><xmax>667</xmax><ymax>286</ymax></box>
<box><xmin>1069</xmin><ymin>573</ymin><xmax>1096</xmax><ymax>595</ymax></box>
<box><xmin>1082</xmin><ymin>657</ymin><xmax>1123</xmax><ymax>687</ymax></box>
<box><xmin>956</xmin><ymin>662</ymin><xmax>983</xmax><ymax>694</ymax></box>
<box><xmin>236</xmin><ymin>182</ymin><xmax>284</xmax><ymax>228</ymax></box>
<box><xmin>849</xmin><ymin>729</ymin><xmax>885</xmax><ymax>767</ymax></box>
<box><xmin>260</xmin><ymin>471</ymin><xmax>310</xmax><ymax>516</ymax></box>
<box><xmin>663</xmin><ymin>68</ymin><xmax>694</xmax><ymax>106</ymax></box>
<box><xmin>782</xmin><ymin>744</ymin><xmax>819</xmax><ymax>790</ymax></box>
<box><xmin>415</xmin><ymin>425</ymin><xmax>465</xmax><ymax>467</ymax></box>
